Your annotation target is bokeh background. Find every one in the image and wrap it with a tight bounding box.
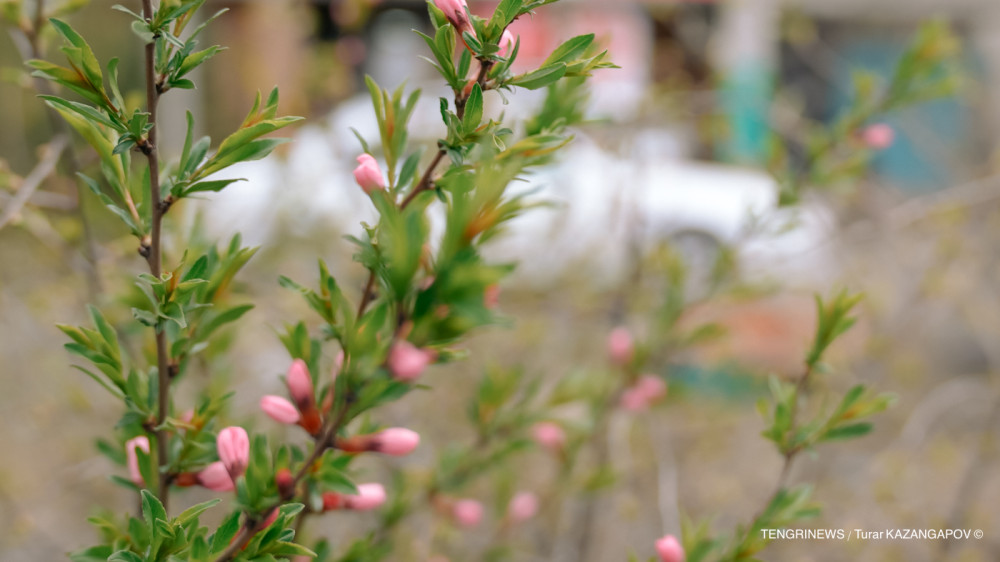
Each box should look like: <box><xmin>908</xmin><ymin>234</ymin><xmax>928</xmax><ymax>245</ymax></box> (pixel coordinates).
<box><xmin>2</xmin><ymin>0</ymin><xmax>1000</xmax><ymax>560</ymax></box>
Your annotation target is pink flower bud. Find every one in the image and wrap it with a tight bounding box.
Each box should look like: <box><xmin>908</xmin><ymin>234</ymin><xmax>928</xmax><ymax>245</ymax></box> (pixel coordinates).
<box><xmin>498</xmin><ymin>30</ymin><xmax>515</xmax><ymax>59</ymax></box>
<box><xmin>434</xmin><ymin>0</ymin><xmax>472</xmax><ymax>35</ymax></box>
<box><xmin>353</xmin><ymin>154</ymin><xmax>386</xmax><ymax>194</ymax></box>
<box><xmin>655</xmin><ymin>534</ymin><xmax>685</xmax><ymax>562</ymax></box>
<box><xmin>607</xmin><ymin>327</ymin><xmax>634</xmax><ymax>365</ymax></box>
<box><xmin>636</xmin><ymin>374</ymin><xmax>667</xmax><ymax>401</ymax></box>
<box><xmin>286</xmin><ymin>359</ymin><xmax>315</xmax><ymax>409</ymax></box>
<box><xmin>387</xmin><ymin>341</ymin><xmax>433</xmax><ymax>381</ymax></box>
<box><xmin>484</xmin><ymin>284</ymin><xmax>501</xmax><ymax>309</ymax></box>
<box><xmin>507</xmin><ymin>491</ymin><xmax>538</xmax><ymax>523</ymax></box>
<box><xmin>531</xmin><ymin>421</ymin><xmax>566</xmax><ymax>451</ymax></box>
<box><xmin>373</xmin><ymin>427</ymin><xmax>421</xmax><ymax>456</ymax></box>
<box><xmin>619</xmin><ymin>387</ymin><xmax>649</xmax><ymax>412</ymax></box>
<box><xmin>260</xmin><ymin>395</ymin><xmax>301</xmax><ymax>425</ymax></box>
<box><xmin>452</xmin><ymin>499</ymin><xmax>484</xmax><ymax>527</ymax></box>
<box><xmin>217</xmin><ymin>426</ymin><xmax>250</xmax><ymax>480</ymax></box>
<box><xmin>862</xmin><ymin>123</ymin><xmax>894</xmax><ymax>150</ymax></box>
<box><xmin>344</xmin><ymin>483</ymin><xmax>387</xmax><ymax>511</ymax></box>
<box><xmin>125</xmin><ymin>436</ymin><xmax>150</xmax><ymax>486</ymax></box>
<box><xmin>332</xmin><ymin>350</ymin><xmax>345</xmax><ymax>382</ymax></box>
<box><xmin>197</xmin><ymin>461</ymin><xmax>235</xmax><ymax>492</ymax></box>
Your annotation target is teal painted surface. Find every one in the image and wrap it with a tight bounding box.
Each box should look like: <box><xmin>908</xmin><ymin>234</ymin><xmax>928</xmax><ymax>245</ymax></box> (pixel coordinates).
<box><xmin>832</xmin><ymin>34</ymin><xmax>974</xmax><ymax>192</ymax></box>
<box><xmin>717</xmin><ymin>65</ymin><xmax>774</xmax><ymax>165</ymax></box>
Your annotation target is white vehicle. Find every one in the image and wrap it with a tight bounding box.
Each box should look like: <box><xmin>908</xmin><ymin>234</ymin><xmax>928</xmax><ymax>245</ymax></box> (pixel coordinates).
<box><xmin>199</xmin><ymin>94</ymin><xmax>835</xmax><ymax>290</ymax></box>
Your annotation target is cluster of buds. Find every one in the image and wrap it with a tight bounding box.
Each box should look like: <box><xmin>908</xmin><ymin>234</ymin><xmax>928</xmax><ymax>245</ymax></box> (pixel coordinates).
<box><xmin>259</xmin><ymin>359</ymin><xmax>324</xmax><ymax>434</ymax></box>
<box><xmin>197</xmin><ymin>426</ymin><xmax>250</xmax><ymax>492</ymax></box>
<box><xmin>433</xmin><ymin>0</ymin><xmax>518</xmax><ymax>59</ymax></box>
<box><xmin>620</xmin><ymin>374</ymin><xmax>668</xmax><ymax>412</ymax></box>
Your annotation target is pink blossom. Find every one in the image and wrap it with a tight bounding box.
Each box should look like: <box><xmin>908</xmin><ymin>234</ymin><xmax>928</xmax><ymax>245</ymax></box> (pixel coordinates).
<box><xmin>862</xmin><ymin>123</ymin><xmax>894</xmax><ymax>150</ymax></box>
<box><xmin>125</xmin><ymin>436</ymin><xmax>150</xmax><ymax>485</ymax></box>
<box><xmin>260</xmin><ymin>395</ymin><xmax>301</xmax><ymax>425</ymax></box>
<box><xmin>531</xmin><ymin>421</ymin><xmax>566</xmax><ymax>451</ymax></box>
<box><xmin>607</xmin><ymin>327</ymin><xmax>634</xmax><ymax>365</ymax></box>
<box><xmin>453</xmin><ymin>499</ymin><xmax>484</xmax><ymax>527</ymax></box>
<box><xmin>286</xmin><ymin>359</ymin><xmax>315</xmax><ymax>408</ymax></box>
<box><xmin>217</xmin><ymin>426</ymin><xmax>250</xmax><ymax>479</ymax></box>
<box><xmin>498</xmin><ymin>30</ymin><xmax>515</xmax><ymax>59</ymax></box>
<box><xmin>353</xmin><ymin>154</ymin><xmax>386</xmax><ymax>194</ymax></box>
<box><xmin>434</xmin><ymin>0</ymin><xmax>472</xmax><ymax>35</ymax></box>
<box><xmin>636</xmin><ymin>374</ymin><xmax>667</xmax><ymax>401</ymax></box>
<box><xmin>619</xmin><ymin>387</ymin><xmax>649</xmax><ymax>412</ymax></box>
<box><xmin>344</xmin><ymin>483</ymin><xmax>387</xmax><ymax>511</ymax></box>
<box><xmin>655</xmin><ymin>534</ymin><xmax>686</xmax><ymax>562</ymax></box>
<box><xmin>620</xmin><ymin>375</ymin><xmax>668</xmax><ymax>412</ymax></box>
<box><xmin>197</xmin><ymin>461</ymin><xmax>235</xmax><ymax>492</ymax></box>
<box><xmin>373</xmin><ymin>427</ymin><xmax>421</xmax><ymax>456</ymax></box>
<box><xmin>507</xmin><ymin>491</ymin><xmax>538</xmax><ymax>523</ymax></box>
<box><xmin>387</xmin><ymin>341</ymin><xmax>433</xmax><ymax>381</ymax></box>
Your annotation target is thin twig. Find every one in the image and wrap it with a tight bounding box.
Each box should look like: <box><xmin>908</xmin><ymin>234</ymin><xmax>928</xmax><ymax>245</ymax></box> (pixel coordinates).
<box><xmin>140</xmin><ymin>0</ymin><xmax>172</xmax><ymax>512</ymax></box>
<box><xmin>356</xmin><ymin>148</ymin><xmax>447</xmax><ymax>319</ymax></box>
<box><xmin>0</xmin><ymin>136</ymin><xmax>67</xmax><ymax>229</ymax></box>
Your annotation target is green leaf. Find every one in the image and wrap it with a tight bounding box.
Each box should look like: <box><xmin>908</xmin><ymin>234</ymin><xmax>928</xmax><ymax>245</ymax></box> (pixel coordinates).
<box><xmin>463</xmin><ymin>83</ymin><xmax>483</xmax><ymax>135</ymax></box>
<box><xmin>183</xmin><ymin>177</ymin><xmax>246</xmax><ymax>195</ymax></box>
<box><xmin>542</xmin><ymin>34</ymin><xmax>594</xmax><ymax>67</ymax></box>
<box><xmin>823</xmin><ymin>422</ymin><xmax>873</xmax><ymax>441</ymax></box>
<box><xmin>509</xmin><ymin>63</ymin><xmax>567</xmax><ymax>90</ymax></box>
<box><xmin>108</xmin><ymin>551</ymin><xmax>143</xmax><ymax>562</ymax></box>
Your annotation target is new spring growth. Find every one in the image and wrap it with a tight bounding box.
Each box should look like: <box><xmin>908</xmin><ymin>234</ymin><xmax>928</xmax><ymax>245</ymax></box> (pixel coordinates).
<box><xmin>125</xmin><ymin>436</ymin><xmax>150</xmax><ymax>486</ymax></box>
<box><xmin>197</xmin><ymin>461</ymin><xmax>235</xmax><ymax>492</ymax></box>
<box><xmin>321</xmin><ymin>483</ymin><xmax>387</xmax><ymax>511</ymax></box>
<box><xmin>434</xmin><ymin>0</ymin><xmax>474</xmax><ymax>37</ymax></box>
<box><xmin>287</xmin><ymin>359</ymin><xmax>322</xmax><ymax>434</ymax></box>
<box><xmin>507</xmin><ymin>491</ymin><xmax>539</xmax><ymax>523</ymax></box>
<box><xmin>452</xmin><ymin>499</ymin><xmax>484</xmax><ymax>527</ymax></box>
<box><xmin>336</xmin><ymin>427</ymin><xmax>421</xmax><ymax>456</ymax></box>
<box><xmin>607</xmin><ymin>327</ymin><xmax>635</xmax><ymax>365</ymax></box>
<box><xmin>655</xmin><ymin>534</ymin><xmax>686</xmax><ymax>562</ymax></box>
<box><xmin>388</xmin><ymin>341</ymin><xmax>434</xmax><ymax>381</ymax></box>
<box><xmin>216</xmin><ymin>426</ymin><xmax>250</xmax><ymax>480</ymax></box>
<box><xmin>531</xmin><ymin>421</ymin><xmax>566</xmax><ymax>451</ymax></box>
<box><xmin>260</xmin><ymin>395</ymin><xmax>301</xmax><ymax>425</ymax></box>
<box><xmin>353</xmin><ymin>154</ymin><xmax>386</xmax><ymax>194</ymax></box>
<box><xmin>862</xmin><ymin>123</ymin><xmax>895</xmax><ymax>150</ymax></box>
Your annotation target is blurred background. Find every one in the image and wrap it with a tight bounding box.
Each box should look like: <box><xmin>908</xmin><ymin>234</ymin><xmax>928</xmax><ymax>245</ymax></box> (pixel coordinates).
<box><xmin>2</xmin><ymin>0</ymin><xmax>1000</xmax><ymax>560</ymax></box>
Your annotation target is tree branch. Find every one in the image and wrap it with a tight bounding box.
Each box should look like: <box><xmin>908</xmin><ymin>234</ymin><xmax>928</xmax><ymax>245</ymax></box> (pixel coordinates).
<box><xmin>0</xmin><ymin>136</ymin><xmax>67</xmax><ymax>230</ymax></box>
<box><xmin>140</xmin><ymin>0</ymin><xmax>172</xmax><ymax>512</ymax></box>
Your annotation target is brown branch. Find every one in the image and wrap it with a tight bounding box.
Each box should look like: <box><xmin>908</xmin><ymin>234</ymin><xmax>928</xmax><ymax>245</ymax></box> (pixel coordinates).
<box><xmin>0</xmin><ymin>136</ymin><xmax>67</xmax><ymax>229</ymax></box>
<box><xmin>214</xmin><ymin>403</ymin><xmax>353</xmax><ymax>562</ymax></box>
<box><xmin>140</xmin><ymin>0</ymin><xmax>172</xmax><ymax>512</ymax></box>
